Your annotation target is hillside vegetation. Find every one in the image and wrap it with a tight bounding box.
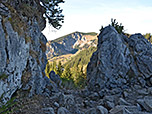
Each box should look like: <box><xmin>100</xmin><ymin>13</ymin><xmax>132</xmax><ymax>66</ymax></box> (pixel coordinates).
<box><xmin>46</xmin><ymin>31</ymin><xmax>98</xmax><ymax>59</ymax></box>
<box><xmin>45</xmin><ymin>46</ymin><xmax>97</xmax><ymax>88</ymax></box>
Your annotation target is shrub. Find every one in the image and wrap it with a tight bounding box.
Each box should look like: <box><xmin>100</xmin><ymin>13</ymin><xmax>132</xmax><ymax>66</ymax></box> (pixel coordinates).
<box><xmin>111</xmin><ymin>18</ymin><xmax>124</xmax><ymax>34</ymax></box>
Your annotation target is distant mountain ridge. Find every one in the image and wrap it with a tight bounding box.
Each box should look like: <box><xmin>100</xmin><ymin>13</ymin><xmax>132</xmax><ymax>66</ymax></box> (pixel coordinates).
<box><xmin>46</xmin><ymin>31</ymin><xmax>98</xmax><ymax>62</ymax></box>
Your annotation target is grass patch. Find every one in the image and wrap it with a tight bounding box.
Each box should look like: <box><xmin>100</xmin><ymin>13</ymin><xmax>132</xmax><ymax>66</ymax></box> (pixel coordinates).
<box><xmin>0</xmin><ymin>96</ymin><xmax>17</xmax><ymax>114</ymax></box>
<box><xmin>0</xmin><ymin>73</ymin><xmax>8</xmax><ymax>81</ymax></box>
<box><xmin>19</xmin><ymin>4</ymin><xmax>37</xmax><ymax>18</ymax></box>
<box><xmin>80</xmin><ymin>32</ymin><xmax>97</xmax><ymax>36</ymax></box>
<box><xmin>29</xmin><ymin>50</ymin><xmax>38</xmax><ymax>58</ymax></box>
<box><xmin>40</xmin><ymin>41</ymin><xmax>46</xmax><ymax>52</ymax></box>
<box><xmin>61</xmin><ymin>78</ymin><xmax>76</xmax><ymax>90</ymax></box>
<box><xmin>5</xmin><ymin>4</ymin><xmax>27</xmax><ymax>35</ymax></box>
<box><xmin>25</xmin><ymin>34</ymin><xmax>31</xmax><ymax>43</ymax></box>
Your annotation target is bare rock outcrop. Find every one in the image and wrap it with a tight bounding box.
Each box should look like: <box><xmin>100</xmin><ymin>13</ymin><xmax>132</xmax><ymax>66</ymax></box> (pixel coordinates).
<box><xmin>87</xmin><ymin>26</ymin><xmax>152</xmax><ymax>92</ymax></box>
<box><xmin>0</xmin><ymin>0</ymin><xmax>53</xmax><ymax>105</ymax></box>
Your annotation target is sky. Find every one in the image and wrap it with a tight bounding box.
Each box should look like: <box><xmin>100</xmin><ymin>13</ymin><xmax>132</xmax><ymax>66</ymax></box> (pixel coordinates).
<box><xmin>42</xmin><ymin>0</ymin><xmax>152</xmax><ymax>41</ymax></box>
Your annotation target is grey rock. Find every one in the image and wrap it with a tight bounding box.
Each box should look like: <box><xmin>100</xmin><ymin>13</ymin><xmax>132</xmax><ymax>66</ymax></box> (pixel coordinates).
<box><xmin>111</xmin><ymin>88</ymin><xmax>122</xmax><ymax>95</ymax></box>
<box><xmin>0</xmin><ymin>20</ymin><xmax>29</xmax><ymax>104</ymax></box>
<box><xmin>58</xmin><ymin>94</ymin><xmax>81</xmax><ymax>114</ymax></box>
<box><xmin>84</xmin><ymin>100</ymin><xmax>90</xmax><ymax>107</ymax></box>
<box><xmin>98</xmin><ymin>90</ymin><xmax>104</xmax><ymax>98</ymax></box>
<box><xmin>0</xmin><ymin>3</ymin><xmax>10</xmax><ymax>16</ymax></box>
<box><xmin>125</xmin><ymin>105</ymin><xmax>139</xmax><ymax>113</ymax></box>
<box><xmin>42</xmin><ymin>107</ymin><xmax>55</xmax><ymax>114</ymax></box>
<box><xmin>137</xmin><ymin>88</ymin><xmax>149</xmax><ymax>95</ymax></box>
<box><xmin>104</xmin><ymin>95</ymin><xmax>115</xmax><ymax>102</ymax></box>
<box><xmin>49</xmin><ymin>71</ymin><xmax>62</xmax><ymax>86</ymax></box>
<box><xmin>137</xmin><ymin>96</ymin><xmax>152</xmax><ymax>112</ymax></box>
<box><xmin>128</xmin><ymin>34</ymin><xmax>152</xmax><ymax>79</ymax></box>
<box><xmin>64</xmin><ymin>94</ymin><xmax>75</xmax><ymax>106</ymax></box>
<box><xmin>87</xmin><ymin>26</ymin><xmax>152</xmax><ymax>92</ymax></box>
<box><xmin>148</xmin><ymin>87</ymin><xmax>152</xmax><ymax>94</ymax></box>
<box><xmin>110</xmin><ymin>105</ymin><xmax>131</xmax><ymax>114</ymax></box>
<box><xmin>105</xmin><ymin>101</ymin><xmax>115</xmax><ymax>109</ymax></box>
<box><xmin>85</xmin><ymin>106</ymin><xmax>108</xmax><ymax>114</ymax></box>
<box><xmin>57</xmin><ymin>107</ymin><xmax>71</xmax><ymax>114</ymax></box>
<box><xmin>119</xmin><ymin>98</ymin><xmax>130</xmax><ymax>105</ymax></box>
<box><xmin>80</xmin><ymin>88</ymin><xmax>91</xmax><ymax>97</ymax></box>
<box><xmin>123</xmin><ymin>91</ymin><xmax>129</xmax><ymax>98</ymax></box>
<box><xmin>150</xmin><ymin>77</ymin><xmax>152</xmax><ymax>85</ymax></box>
<box><xmin>87</xmin><ymin>26</ymin><xmax>135</xmax><ymax>91</ymax></box>
<box><xmin>110</xmin><ymin>105</ymin><xmax>141</xmax><ymax>114</ymax></box>
<box><xmin>85</xmin><ymin>108</ymin><xmax>96</xmax><ymax>114</ymax></box>
<box><xmin>0</xmin><ymin>1</ymin><xmax>53</xmax><ymax>105</ymax></box>
<box><xmin>143</xmin><ymin>96</ymin><xmax>152</xmax><ymax>112</ymax></box>
<box><xmin>54</xmin><ymin>102</ymin><xmax>59</xmax><ymax>107</ymax></box>
<box><xmin>89</xmin><ymin>92</ymin><xmax>99</xmax><ymax>100</ymax></box>
<box><xmin>96</xmin><ymin>106</ymin><xmax>108</xmax><ymax>114</ymax></box>
<box><xmin>98</xmin><ymin>99</ymin><xmax>104</xmax><ymax>106</ymax></box>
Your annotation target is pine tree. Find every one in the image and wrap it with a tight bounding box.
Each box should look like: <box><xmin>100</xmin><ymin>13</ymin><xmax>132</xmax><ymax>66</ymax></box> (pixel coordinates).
<box><xmin>61</xmin><ymin>65</ymin><xmax>72</xmax><ymax>80</ymax></box>
<box><xmin>56</xmin><ymin>61</ymin><xmax>63</xmax><ymax>76</ymax></box>
<box><xmin>52</xmin><ymin>61</ymin><xmax>57</xmax><ymax>73</ymax></box>
<box><xmin>73</xmin><ymin>66</ymin><xmax>86</xmax><ymax>88</ymax></box>
<box><xmin>111</xmin><ymin>18</ymin><xmax>124</xmax><ymax>34</ymax></box>
<box><xmin>40</xmin><ymin>0</ymin><xmax>64</xmax><ymax>29</ymax></box>
<box><xmin>45</xmin><ymin>61</ymin><xmax>51</xmax><ymax>77</ymax></box>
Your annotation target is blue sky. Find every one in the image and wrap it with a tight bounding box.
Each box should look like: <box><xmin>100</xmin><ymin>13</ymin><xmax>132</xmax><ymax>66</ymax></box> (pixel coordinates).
<box><xmin>43</xmin><ymin>0</ymin><xmax>152</xmax><ymax>40</ymax></box>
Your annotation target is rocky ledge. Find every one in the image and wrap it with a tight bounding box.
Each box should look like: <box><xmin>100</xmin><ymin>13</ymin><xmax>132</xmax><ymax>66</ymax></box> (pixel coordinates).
<box><xmin>13</xmin><ymin>26</ymin><xmax>152</xmax><ymax>114</ymax></box>
<box><xmin>0</xmin><ymin>0</ymin><xmax>57</xmax><ymax>106</ymax></box>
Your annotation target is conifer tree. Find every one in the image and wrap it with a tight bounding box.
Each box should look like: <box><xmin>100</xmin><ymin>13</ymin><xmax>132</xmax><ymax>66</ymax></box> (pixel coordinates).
<box><xmin>40</xmin><ymin>0</ymin><xmax>64</xmax><ymax>29</ymax></box>
<box><xmin>111</xmin><ymin>18</ymin><xmax>124</xmax><ymax>34</ymax></box>
<box><xmin>61</xmin><ymin>65</ymin><xmax>72</xmax><ymax>80</ymax></box>
<box><xmin>52</xmin><ymin>61</ymin><xmax>57</xmax><ymax>73</ymax></box>
<box><xmin>56</xmin><ymin>61</ymin><xmax>63</xmax><ymax>76</ymax></box>
<box><xmin>73</xmin><ymin>66</ymin><xmax>86</xmax><ymax>88</ymax></box>
<box><xmin>45</xmin><ymin>61</ymin><xmax>51</xmax><ymax>77</ymax></box>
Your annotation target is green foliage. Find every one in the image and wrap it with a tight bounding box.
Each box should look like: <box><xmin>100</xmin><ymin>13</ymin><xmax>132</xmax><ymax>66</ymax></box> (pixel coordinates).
<box><xmin>20</xmin><ymin>3</ymin><xmax>37</xmax><ymax>17</ymax></box>
<box><xmin>0</xmin><ymin>97</ymin><xmax>17</xmax><ymax>114</ymax></box>
<box><xmin>111</xmin><ymin>18</ymin><xmax>124</xmax><ymax>34</ymax></box>
<box><xmin>52</xmin><ymin>61</ymin><xmax>58</xmax><ymax>73</ymax></box>
<box><xmin>45</xmin><ymin>61</ymin><xmax>63</xmax><ymax>78</ymax></box>
<box><xmin>61</xmin><ymin>65</ymin><xmax>72</xmax><ymax>80</ymax></box>
<box><xmin>45</xmin><ymin>61</ymin><xmax>51</xmax><ymax>77</ymax></box>
<box><xmin>65</xmin><ymin>47</ymin><xmax>97</xmax><ymax>68</ymax></box>
<box><xmin>62</xmin><ymin>47</ymin><xmax>96</xmax><ymax>88</ymax></box>
<box><xmin>45</xmin><ymin>47</ymin><xmax>96</xmax><ymax>89</ymax></box>
<box><xmin>61</xmin><ymin>47</ymin><xmax>96</xmax><ymax>88</ymax></box>
<box><xmin>0</xmin><ymin>73</ymin><xmax>8</xmax><ymax>80</ymax></box>
<box><xmin>40</xmin><ymin>0</ymin><xmax>64</xmax><ymax>29</ymax></box>
<box><xmin>80</xmin><ymin>32</ymin><xmax>97</xmax><ymax>36</ymax></box>
<box><xmin>72</xmin><ymin>66</ymin><xmax>86</xmax><ymax>88</ymax></box>
<box><xmin>144</xmin><ymin>33</ymin><xmax>152</xmax><ymax>43</ymax></box>
<box><xmin>61</xmin><ymin>78</ymin><xmax>76</xmax><ymax>89</ymax></box>
<box><xmin>56</xmin><ymin>61</ymin><xmax>63</xmax><ymax>76</ymax></box>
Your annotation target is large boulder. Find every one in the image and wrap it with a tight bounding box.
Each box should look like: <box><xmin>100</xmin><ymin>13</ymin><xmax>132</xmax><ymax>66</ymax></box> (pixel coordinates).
<box><xmin>0</xmin><ymin>0</ymin><xmax>51</xmax><ymax>105</ymax></box>
<box><xmin>87</xmin><ymin>26</ymin><xmax>152</xmax><ymax>91</ymax></box>
<box><xmin>49</xmin><ymin>71</ymin><xmax>62</xmax><ymax>87</ymax></box>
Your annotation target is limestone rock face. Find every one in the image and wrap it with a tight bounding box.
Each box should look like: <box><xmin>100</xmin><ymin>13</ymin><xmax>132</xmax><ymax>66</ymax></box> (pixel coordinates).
<box><xmin>87</xmin><ymin>26</ymin><xmax>152</xmax><ymax>91</ymax></box>
<box><xmin>0</xmin><ymin>0</ymin><xmax>50</xmax><ymax>105</ymax></box>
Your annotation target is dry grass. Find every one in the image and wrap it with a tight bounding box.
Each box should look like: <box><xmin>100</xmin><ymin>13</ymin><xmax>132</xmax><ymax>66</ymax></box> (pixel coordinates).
<box><xmin>40</xmin><ymin>41</ymin><xmax>46</xmax><ymax>52</ymax></box>
<box><xmin>21</xmin><ymin>71</ymin><xmax>31</xmax><ymax>86</ymax></box>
